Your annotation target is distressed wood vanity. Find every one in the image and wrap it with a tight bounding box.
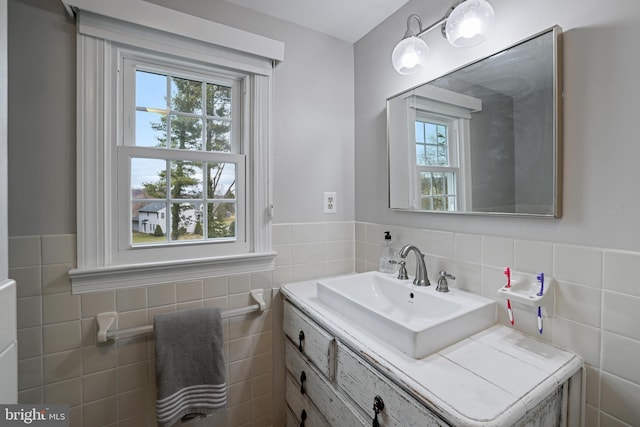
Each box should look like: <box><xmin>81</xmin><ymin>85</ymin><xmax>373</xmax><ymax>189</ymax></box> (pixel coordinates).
<box><xmin>281</xmin><ymin>278</ymin><xmax>584</xmax><ymax>427</ymax></box>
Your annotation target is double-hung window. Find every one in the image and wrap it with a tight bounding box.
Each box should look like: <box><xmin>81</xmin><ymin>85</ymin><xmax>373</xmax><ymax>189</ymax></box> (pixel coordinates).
<box><xmin>122</xmin><ymin>61</ymin><xmax>244</xmax><ymax>249</ymax></box>
<box><xmin>414</xmin><ymin>113</ymin><xmax>460</xmax><ymax>211</ymax></box>
<box><xmin>68</xmin><ymin>6</ymin><xmax>282</xmax><ymax>293</ymax></box>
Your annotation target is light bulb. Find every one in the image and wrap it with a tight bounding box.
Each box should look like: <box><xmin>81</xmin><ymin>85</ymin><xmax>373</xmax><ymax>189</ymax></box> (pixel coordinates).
<box><xmin>458</xmin><ymin>17</ymin><xmax>481</xmax><ymax>39</ymax></box>
<box><xmin>402</xmin><ymin>51</ymin><xmax>419</xmax><ymax>68</ymax></box>
<box><xmin>392</xmin><ymin>36</ymin><xmax>429</xmax><ymax>75</ymax></box>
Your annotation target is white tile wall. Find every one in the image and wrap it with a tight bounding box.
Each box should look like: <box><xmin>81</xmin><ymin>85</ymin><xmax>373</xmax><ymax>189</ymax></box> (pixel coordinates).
<box><xmin>14</xmin><ymin>222</ymin><xmax>640</xmax><ymax>425</ymax></box>
<box><xmin>11</xmin><ymin>222</ymin><xmax>354</xmax><ymax>427</ymax></box>
<box><xmin>356</xmin><ymin>221</ymin><xmax>640</xmax><ymax>426</ymax></box>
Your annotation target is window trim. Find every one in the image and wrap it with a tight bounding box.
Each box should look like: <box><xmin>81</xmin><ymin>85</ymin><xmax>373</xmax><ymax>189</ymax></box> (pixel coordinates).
<box><xmin>69</xmin><ymin>10</ymin><xmax>277</xmax><ymax>293</ymax></box>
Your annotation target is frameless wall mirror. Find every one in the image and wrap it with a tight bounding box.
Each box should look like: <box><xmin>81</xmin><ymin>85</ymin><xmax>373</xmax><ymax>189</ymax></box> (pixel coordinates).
<box><xmin>388</xmin><ymin>26</ymin><xmax>562</xmax><ymax>217</ymax></box>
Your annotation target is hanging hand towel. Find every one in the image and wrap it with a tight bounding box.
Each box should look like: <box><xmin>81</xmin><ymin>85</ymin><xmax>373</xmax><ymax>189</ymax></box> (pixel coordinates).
<box><xmin>154</xmin><ymin>307</ymin><xmax>226</xmax><ymax>426</ymax></box>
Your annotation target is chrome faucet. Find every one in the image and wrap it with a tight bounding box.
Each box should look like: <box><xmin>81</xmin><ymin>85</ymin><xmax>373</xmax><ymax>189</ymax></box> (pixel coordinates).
<box><xmin>398</xmin><ymin>245</ymin><xmax>430</xmax><ymax>286</ymax></box>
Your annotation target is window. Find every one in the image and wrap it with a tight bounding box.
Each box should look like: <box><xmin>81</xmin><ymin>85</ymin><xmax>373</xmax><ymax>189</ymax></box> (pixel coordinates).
<box><xmin>69</xmin><ymin>8</ymin><xmax>281</xmax><ymax>293</ymax></box>
<box><xmin>125</xmin><ymin>64</ymin><xmax>243</xmax><ymax>247</ymax></box>
<box><xmin>414</xmin><ymin>115</ymin><xmax>459</xmax><ymax>211</ymax></box>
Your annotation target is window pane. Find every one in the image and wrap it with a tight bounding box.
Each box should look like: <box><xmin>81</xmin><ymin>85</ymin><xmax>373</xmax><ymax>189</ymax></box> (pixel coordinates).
<box><xmin>132</xmin><ymin>201</ymin><xmax>168</xmax><ymax>244</ymax></box>
<box><xmin>206</xmin><ymin>119</ymin><xmax>231</xmax><ymax>152</ymax></box>
<box><xmin>415</xmin><ymin>122</ymin><xmax>425</xmax><ymax>143</ymax></box>
<box><xmin>425</xmin><ymin>123</ymin><xmax>438</xmax><ymax>144</ymax></box>
<box><xmin>169</xmin><ymin>202</ymin><xmax>204</xmax><ymax>241</ymax></box>
<box><xmin>170</xmin><ymin>160</ymin><xmax>203</xmax><ymax>199</ymax></box>
<box><xmin>136</xmin><ymin>71</ymin><xmax>167</xmax><ymax>110</ymax></box>
<box><xmin>436</xmin><ymin>124</ymin><xmax>447</xmax><ymax>145</ymax></box>
<box><xmin>131</xmin><ymin>158</ymin><xmax>166</xmax><ymax>199</ymax></box>
<box><xmin>207</xmin><ymin>163</ymin><xmax>236</xmax><ymax>199</ymax></box>
<box><xmin>447</xmin><ymin>196</ymin><xmax>456</xmax><ymax>211</ymax></box>
<box><xmin>433</xmin><ymin>173</ymin><xmax>445</xmax><ymax>195</ymax></box>
<box><xmin>136</xmin><ymin>111</ymin><xmax>167</xmax><ymax>147</ymax></box>
<box><xmin>207</xmin><ymin>84</ymin><xmax>232</xmax><ymax>118</ymax></box>
<box><xmin>208</xmin><ymin>202</ymin><xmax>236</xmax><ymax>238</ymax></box>
<box><xmin>171</xmin><ymin>77</ymin><xmax>202</xmax><ymax>115</ymax></box>
<box><xmin>436</xmin><ymin>144</ymin><xmax>449</xmax><ymax>166</ymax></box>
<box><xmin>419</xmin><ymin>146</ymin><xmax>428</xmax><ymax>165</ymax></box>
<box><xmin>425</xmin><ymin>146</ymin><xmax>438</xmax><ymax>165</ymax></box>
<box><xmin>170</xmin><ymin>115</ymin><xmax>202</xmax><ymax>151</ymax></box>
<box><xmin>420</xmin><ymin>172</ymin><xmax>432</xmax><ymax>195</ymax></box>
<box><xmin>416</xmin><ymin>120</ymin><xmax>449</xmax><ymax>166</ymax></box>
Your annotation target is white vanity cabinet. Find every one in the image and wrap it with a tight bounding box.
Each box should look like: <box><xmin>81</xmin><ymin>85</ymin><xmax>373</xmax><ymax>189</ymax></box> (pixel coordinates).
<box><xmin>284</xmin><ymin>301</ymin><xmax>451</xmax><ymax>426</ymax></box>
<box><xmin>282</xmin><ymin>281</ymin><xmax>584</xmax><ymax>427</ymax></box>
<box><xmin>284</xmin><ymin>303</ymin><xmax>369</xmax><ymax>426</ymax></box>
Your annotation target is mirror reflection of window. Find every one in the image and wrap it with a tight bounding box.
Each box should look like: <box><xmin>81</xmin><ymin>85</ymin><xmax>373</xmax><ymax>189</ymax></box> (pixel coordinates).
<box><xmin>415</xmin><ymin>117</ymin><xmax>458</xmax><ymax>211</ymax></box>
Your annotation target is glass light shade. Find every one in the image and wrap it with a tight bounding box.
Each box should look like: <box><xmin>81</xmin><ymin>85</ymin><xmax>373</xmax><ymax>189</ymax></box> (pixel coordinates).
<box><xmin>445</xmin><ymin>0</ymin><xmax>495</xmax><ymax>48</ymax></box>
<box><xmin>392</xmin><ymin>36</ymin><xmax>429</xmax><ymax>75</ymax></box>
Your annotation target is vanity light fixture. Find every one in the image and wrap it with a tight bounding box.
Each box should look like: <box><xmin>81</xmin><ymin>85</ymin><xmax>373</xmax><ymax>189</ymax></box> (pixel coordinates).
<box><xmin>391</xmin><ymin>0</ymin><xmax>495</xmax><ymax>75</ymax></box>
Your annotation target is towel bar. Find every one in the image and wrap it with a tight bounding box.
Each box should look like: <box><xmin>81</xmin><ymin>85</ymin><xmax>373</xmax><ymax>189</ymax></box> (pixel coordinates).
<box><xmin>96</xmin><ymin>289</ymin><xmax>266</xmax><ymax>343</ymax></box>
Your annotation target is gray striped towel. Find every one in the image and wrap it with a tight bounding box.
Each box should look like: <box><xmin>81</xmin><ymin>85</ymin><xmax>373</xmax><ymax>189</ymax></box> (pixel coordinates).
<box><xmin>154</xmin><ymin>307</ymin><xmax>226</xmax><ymax>426</ymax></box>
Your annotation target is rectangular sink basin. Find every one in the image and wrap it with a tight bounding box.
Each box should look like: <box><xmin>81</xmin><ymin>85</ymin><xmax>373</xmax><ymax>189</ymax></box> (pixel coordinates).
<box><xmin>317</xmin><ymin>271</ymin><xmax>495</xmax><ymax>359</ymax></box>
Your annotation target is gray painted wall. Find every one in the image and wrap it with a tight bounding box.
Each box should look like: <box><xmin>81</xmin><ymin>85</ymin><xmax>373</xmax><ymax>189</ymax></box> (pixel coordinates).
<box><xmin>8</xmin><ymin>0</ymin><xmax>355</xmax><ymax>237</ymax></box>
<box><xmin>470</xmin><ymin>91</ymin><xmax>515</xmax><ymax>212</ymax></box>
<box><xmin>146</xmin><ymin>0</ymin><xmax>356</xmax><ymax>225</ymax></box>
<box><xmin>355</xmin><ymin>0</ymin><xmax>640</xmax><ymax>252</ymax></box>
<box><xmin>8</xmin><ymin>0</ymin><xmax>76</xmax><ymax>236</ymax></box>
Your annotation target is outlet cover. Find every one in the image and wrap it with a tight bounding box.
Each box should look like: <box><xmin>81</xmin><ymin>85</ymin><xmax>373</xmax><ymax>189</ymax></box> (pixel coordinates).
<box><xmin>324</xmin><ymin>192</ymin><xmax>337</xmax><ymax>214</ymax></box>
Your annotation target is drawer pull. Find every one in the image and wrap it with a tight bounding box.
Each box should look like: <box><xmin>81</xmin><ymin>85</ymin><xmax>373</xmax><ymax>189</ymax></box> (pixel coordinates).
<box><xmin>300</xmin><ymin>409</ymin><xmax>307</xmax><ymax>427</ymax></box>
<box><xmin>300</xmin><ymin>370</ymin><xmax>307</xmax><ymax>394</ymax></box>
<box><xmin>372</xmin><ymin>395</ymin><xmax>385</xmax><ymax>427</ymax></box>
<box><xmin>298</xmin><ymin>330</ymin><xmax>305</xmax><ymax>351</ymax></box>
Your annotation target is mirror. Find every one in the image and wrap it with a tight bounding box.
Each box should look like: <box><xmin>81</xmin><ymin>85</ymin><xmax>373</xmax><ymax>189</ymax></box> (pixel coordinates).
<box><xmin>388</xmin><ymin>26</ymin><xmax>562</xmax><ymax>217</ymax></box>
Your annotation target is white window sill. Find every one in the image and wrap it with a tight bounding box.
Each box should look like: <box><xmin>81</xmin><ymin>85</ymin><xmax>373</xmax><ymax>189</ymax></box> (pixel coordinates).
<box><xmin>69</xmin><ymin>251</ymin><xmax>277</xmax><ymax>294</ymax></box>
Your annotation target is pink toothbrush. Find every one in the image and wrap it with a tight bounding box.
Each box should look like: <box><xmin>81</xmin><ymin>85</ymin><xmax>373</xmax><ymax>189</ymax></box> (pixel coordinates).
<box><xmin>504</xmin><ymin>267</ymin><xmax>514</xmax><ymax>325</ymax></box>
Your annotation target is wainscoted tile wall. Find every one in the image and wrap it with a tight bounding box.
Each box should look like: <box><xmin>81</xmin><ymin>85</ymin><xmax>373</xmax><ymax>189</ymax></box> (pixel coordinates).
<box><xmin>355</xmin><ymin>222</ymin><xmax>640</xmax><ymax>427</ymax></box>
<box><xmin>11</xmin><ymin>233</ymin><xmax>276</xmax><ymax>426</ymax></box>
<box><xmin>10</xmin><ymin>222</ymin><xmax>354</xmax><ymax>427</ymax></box>
<box><xmin>13</xmin><ymin>221</ymin><xmax>639</xmax><ymax>425</ymax></box>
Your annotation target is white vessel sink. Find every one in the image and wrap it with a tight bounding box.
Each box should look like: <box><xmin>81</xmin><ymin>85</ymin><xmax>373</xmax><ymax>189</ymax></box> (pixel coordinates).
<box><xmin>316</xmin><ymin>271</ymin><xmax>496</xmax><ymax>359</ymax></box>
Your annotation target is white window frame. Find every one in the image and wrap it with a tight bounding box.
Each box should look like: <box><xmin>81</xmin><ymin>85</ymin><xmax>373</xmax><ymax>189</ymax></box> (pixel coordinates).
<box><xmin>68</xmin><ymin>10</ymin><xmax>279</xmax><ymax>293</ymax></box>
<box><xmin>413</xmin><ymin>112</ymin><xmax>461</xmax><ymax>211</ymax></box>
<box><xmin>119</xmin><ymin>55</ymin><xmax>246</xmax><ymax>253</ymax></box>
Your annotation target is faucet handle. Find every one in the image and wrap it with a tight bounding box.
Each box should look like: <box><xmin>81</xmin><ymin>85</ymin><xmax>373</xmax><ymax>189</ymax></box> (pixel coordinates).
<box><xmin>397</xmin><ymin>261</ymin><xmax>408</xmax><ymax>280</ymax></box>
<box><xmin>436</xmin><ymin>270</ymin><xmax>455</xmax><ymax>292</ymax></box>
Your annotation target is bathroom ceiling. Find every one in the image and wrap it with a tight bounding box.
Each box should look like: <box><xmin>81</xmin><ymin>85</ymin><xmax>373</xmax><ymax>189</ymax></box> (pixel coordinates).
<box><xmin>223</xmin><ymin>0</ymin><xmax>411</xmax><ymax>43</ymax></box>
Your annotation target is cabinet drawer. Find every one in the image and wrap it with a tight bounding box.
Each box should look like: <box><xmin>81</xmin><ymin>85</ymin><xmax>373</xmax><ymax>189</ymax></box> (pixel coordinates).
<box><xmin>337</xmin><ymin>344</ymin><xmax>448</xmax><ymax>427</ymax></box>
<box><xmin>284</xmin><ymin>301</ymin><xmax>335</xmax><ymax>379</ymax></box>
<box><xmin>285</xmin><ymin>340</ymin><xmax>368</xmax><ymax>427</ymax></box>
<box><xmin>286</xmin><ymin>373</ymin><xmax>329</xmax><ymax>427</ymax></box>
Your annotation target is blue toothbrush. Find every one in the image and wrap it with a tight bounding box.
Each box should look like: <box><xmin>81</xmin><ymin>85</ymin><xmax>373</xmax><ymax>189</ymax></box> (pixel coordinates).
<box><xmin>536</xmin><ymin>273</ymin><xmax>544</xmax><ymax>333</ymax></box>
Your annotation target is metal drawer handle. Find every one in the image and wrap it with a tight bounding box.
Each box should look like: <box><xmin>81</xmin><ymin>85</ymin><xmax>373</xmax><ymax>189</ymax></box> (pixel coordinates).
<box><xmin>298</xmin><ymin>330</ymin><xmax>305</xmax><ymax>352</ymax></box>
<box><xmin>372</xmin><ymin>395</ymin><xmax>385</xmax><ymax>427</ymax></box>
<box><xmin>300</xmin><ymin>409</ymin><xmax>307</xmax><ymax>427</ymax></box>
<box><xmin>300</xmin><ymin>370</ymin><xmax>307</xmax><ymax>394</ymax></box>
